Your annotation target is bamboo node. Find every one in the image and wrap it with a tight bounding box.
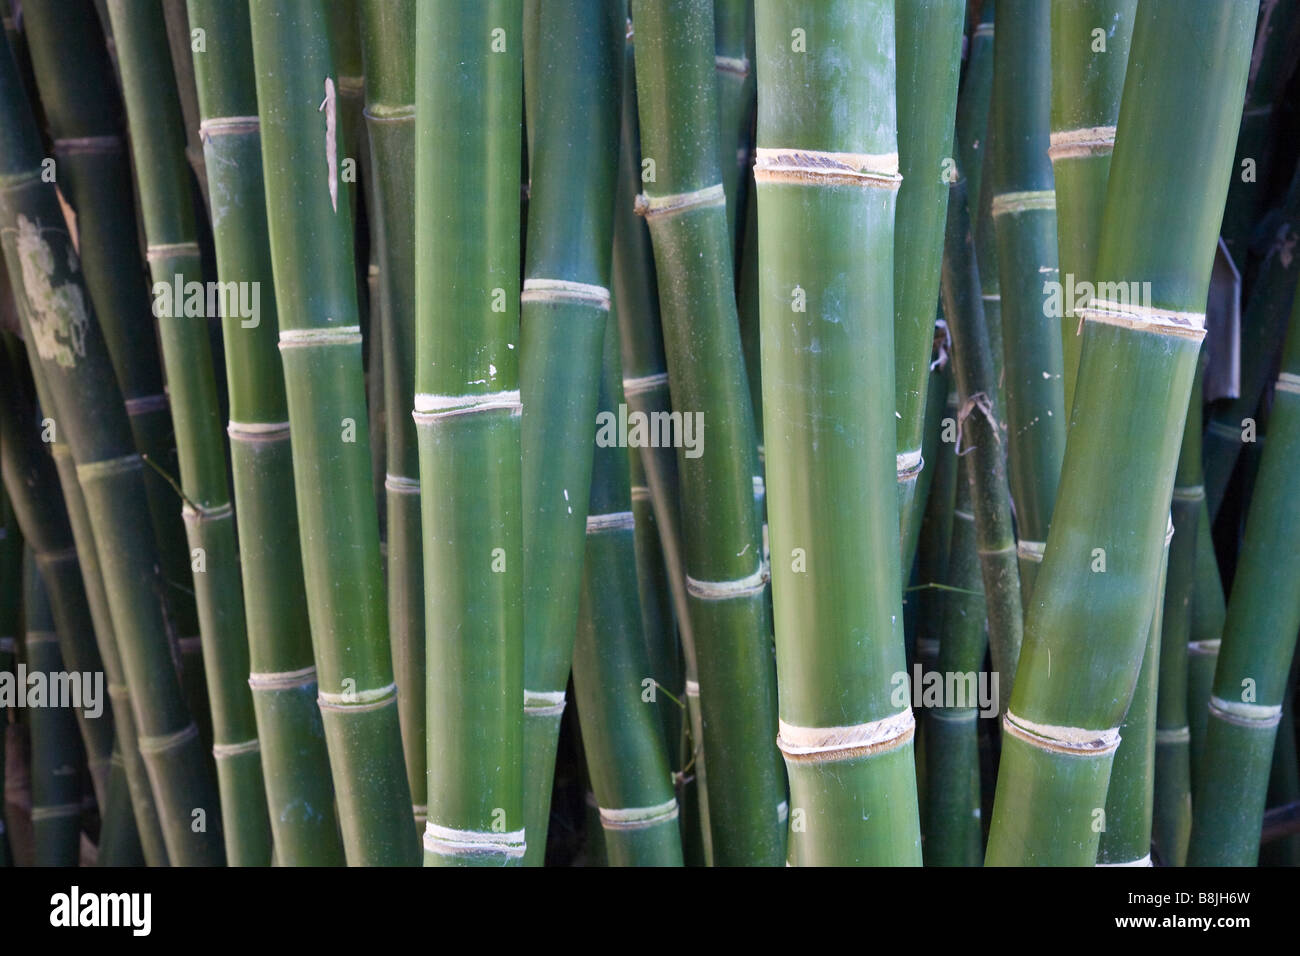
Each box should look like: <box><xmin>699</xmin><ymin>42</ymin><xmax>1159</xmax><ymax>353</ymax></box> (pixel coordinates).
<box><xmin>423</xmin><ymin>821</ymin><xmax>526</xmax><ymax>860</ymax></box>
<box><xmin>598</xmin><ymin>797</ymin><xmax>679</xmax><ymax>831</ymax></box>
<box><xmin>1048</xmin><ymin>126</ymin><xmax>1117</xmax><ymax>162</ymax></box>
<box><xmin>31</xmin><ymin>802</ymin><xmax>83</xmax><ymax>821</ymax></box>
<box><xmin>521</xmin><ymin>278</ymin><xmax>610</xmax><ymax>310</ymax></box>
<box><xmin>41</xmin><ymin>545</ymin><xmax>80</xmax><ymax>565</ymax></box>
<box><xmin>1275</xmin><ymin>372</ymin><xmax>1300</xmax><ymax>395</ymax></box>
<box><xmin>1186</xmin><ymin>639</ymin><xmax>1221</xmax><ymax>657</ymax></box>
<box><xmin>777</xmin><ymin>710</ymin><xmax>916</xmax><ymax>762</ymax></box>
<box><xmin>524</xmin><ymin>689</ymin><xmax>566</xmax><ymax>717</ymax></box>
<box><xmin>125</xmin><ymin>393</ymin><xmax>170</xmax><ymax>416</ymax></box>
<box><xmin>990</xmin><ymin>190</ymin><xmax>1056</xmax><ymax>217</ymax></box>
<box><xmin>75</xmin><ymin>453</ymin><xmax>143</xmax><ymax>482</ymax></box>
<box><xmin>248</xmin><ymin>665</ymin><xmax>318</xmax><ymax>690</ymax></box>
<box><xmin>685</xmin><ymin>561</ymin><xmax>768</xmax><ymax>600</ymax></box>
<box><xmin>212</xmin><ymin>738</ymin><xmax>261</xmax><ymax>758</ymax></box>
<box><xmin>753</xmin><ymin>147</ymin><xmax>901</xmax><ymax>189</ymax></box>
<box><xmin>1016</xmin><ymin>539</ymin><xmax>1045</xmax><ymax>562</ymax></box>
<box><xmin>198</xmin><ymin>116</ymin><xmax>260</xmax><ymax>138</ymax></box>
<box><xmin>1154</xmin><ymin>726</ymin><xmax>1190</xmax><ymax>744</ymax></box>
<box><xmin>684</xmin><ymin>679</ymin><xmax>700</xmax><ymax>697</ymax></box>
<box><xmin>53</xmin><ymin>134</ymin><xmax>122</xmax><ymax>155</ymax></box>
<box><xmin>1002</xmin><ymin>710</ymin><xmax>1120</xmax><ymax>756</ymax></box>
<box><xmin>413</xmin><ymin>389</ymin><xmax>522</xmax><ymax>420</ymax></box>
<box><xmin>1208</xmin><ymin>695</ymin><xmax>1281</xmax><ymax>728</ymax></box>
<box><xmin>318</xmin><ymin>681</ymin><xmax>398</xmax><ymax>712</ymax></box>
<box><xmin>622</xmin><ymin>371</ymin><xmax>669</xmax><ymax>396</ymax></box>
<box><xmin>384</xmin><ymin>473</ymin><xmax>421</xmax><ymax>495</ymax></box>
<box><xmin>228</xmin><ymin>420</ymin><xmax>291</xmax><ymax>441</ymax></box>
<box><xmin>1077</xmin><ymin>299</ymin><xmax>1206</xmax><ymax>339</ymax></box>
<box><xmin>896</xmin><ymin>448</ymin><xmax>924</xmax><ymax>480</ymax></box>
<box><xmin>137</xmin><ymin>722</ymin><xmax>200</xmax><ymax>755</ymax></box>
<box><xmin>145</xmin><ymin>241</ymin><xmax>201</xmax><ymax>262</ymax></box>
<box><xmin>586</xmin><ymin>511</ymin><xmax>635</xmax><ymax>534</ymax></box>
<box><xmin>1171</xmin><ymin>484</ymin><xmax>1205</xmax><ymax>502</ymax></box>
<box><xmin>714</xmin><ymin>54</ymin><xmax>750</xmax><ymax>77</ymax></box>
<box><xmin>183</xmin><ymin>501</ymin><xmax>234</xmax><ymax>524</ymax></box>
<box><xmin>278</xmin><ymin>325</ymin><xmax>363</xmax><ymax>348</ymax></box>
<box><xmin>635</xmin><ymin>182</ymin><xmax>726</xmax><ymax>219</ymax></box>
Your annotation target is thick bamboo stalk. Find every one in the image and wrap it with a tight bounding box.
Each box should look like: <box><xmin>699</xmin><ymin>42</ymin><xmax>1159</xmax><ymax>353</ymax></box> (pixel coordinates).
<box><xmin>1096</xmin><ymin>518</ymin><xmax>1170</xmax><ymax>867</ymax></box>
<box><xmin>939</xmin><ymin>177</ymin><xmax>1022</xmax><ymax>711</ymax></box>
<box><xmin>572</xmin><ymin>322</ymin><xmax>683</xmax><ymax>867</ymax></box>
<box><xmin>1189</xmin><ymin>281</ymin><xmax>1300</xmax><ymax>866</ymax></box>
<box><xmin>249</xmin><ymin>0</ymin><xmax>416</xmax><ymax>866</ymax></box>
<box><xmin>22</xmin><ymin>1</ymin><xmax>209</xmax><ymax>723</ymax></box>
<box><xmin>755</xmin><ymin>0</ymin><xmax>919</xmax><ymax>866</ymax></box>
<box><xmin>359</xmin><ymin>0</ymin><xmax>425</xmax><ymax>833</ymax></box>
<box><xmin>23</xmin><ymin>548</ymin><xmax>85</xmax><ymax>866</ymax></box>
<box><xmin>518</xmin><ymin>0</ymin><xmax>623</xmax><ymax>866</ymax></box>
<box><xmin>986</xmin><ymin>0</ymin><xmax>1256</xmax><ymax>866</ymax></box>
<box><xmin>990</xmin><ymin>0</ymin><xmax>1065</xmax><ymax>601</ymax></box>
<box><xmin>612</xmin><ymin>29</ymin><xmax>709</xmax><ymax>863</ymax></box>
<box><xmin>107</xmin><ymin>0</ymin><xmax>270</xmax><ymax>867</ymax></box>
<box><xmin>186</xmin><ymin>0</ymin><xmax>345</xmax><ymax>867</ymax></box>
<box><xmin>893</xmin><ymin>0</ymin><xmax>964</xmax><ymax>566</ymax></box>
<box><xmin>415</xmin><ymin>0</ymin><xmax>525</xmax><ymax>867</ymax></box>
<box><xmin>0</xmin><ymin>28</ymin><xmax>224</xmax><ymax>865</ymax></box>
<box><xmin>635</xmin><ymin>0</ymin><xmax>786</xmax><ymax>866</ymax></box>
<box><xmin>1049</xmin><ymin>0</ymin><xmax>1136</xmax><ymax>419</ymax></box>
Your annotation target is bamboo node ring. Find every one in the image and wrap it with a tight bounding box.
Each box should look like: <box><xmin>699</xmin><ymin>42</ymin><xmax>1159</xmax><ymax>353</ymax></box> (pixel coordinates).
<box><xmin>424</xmin><ymin>821</ymin><xmax>526</xmax><ymax>859</ymax></box>
<box><xmin>777</xmin><ymin>709</ymin><xmax>916</xmax><ymax>762</ymax></box>
<box><xmin>753</xmin><ymin>147</ymin><xmax>901</xmax><ymax>189</ymax></box>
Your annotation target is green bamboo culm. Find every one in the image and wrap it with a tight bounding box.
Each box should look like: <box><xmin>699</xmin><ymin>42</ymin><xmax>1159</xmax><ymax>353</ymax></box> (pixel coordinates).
<box><xmin>414</xmin><ymin>0</ymin><xmax>526</xmax><ymax>866</ymax></box>
<box><xmin>571</xmin><ymin>321</ymin><xmax>684</xmax><ymax>867</ymax></box>
<box><xmin>985</xmin><ymin>0</ymin><xmax>1257</xmax><ymax>866</ymax></box>
<box><xmin>632</xmin><ymin>0</ymin><xmax>787</xmax><ymax>866</ymax></box>
<box><xmin>518</xmin><ymin>0</ymin><xmax>624</xmax><ymax>865</ymax></box>
<box><xmin>1188</xmin><ymin>281</ymin><xmax>1300</xmax><ymax>866</ymax></box>
<box><xmin>0</xmin><ymin>29</ymin><xmax>225</xmax><ymax>866</ymax></box>
<box><xmin>187</xmin><ymin>0</ymin><xmax>345</xmax><ymax>867</ymax></box>
<box><xmin>107</xmin><ymin>0</ymin><xmax>271</xmax><ymax>867</ymax></box>
<box><xmin>21</xmin><ymin>1</ymin><xmax>210</xmax><ymax>732</ymax></box>
<box><xmin>359</xmin><ymin>0</ymin><xmax>425</xmax><ymax>833</ymax></box>
<box><xmin>990</xmin><ymin>0</ymin><xmax>1065</xmax><ymax>602</ymax></box>
<box><xmin>954</xmin><ymin>1</ymin><xmax>994</xmax><ymax>241</ymax></box>
<box><xmin>1096</xmin><ymin>517</ymin><xmax>1171</xmax><ymax>867</ymax></box>
<box><xmin>23</xmin><ymin>548</ymin><xmax>86</xmax><ymax>866</ymax></box>
<box><xmin>1187</xmin><ymin>502</ymin><xmax>1226</xmax><ymax>787</ymax></box>
<box><xmin>893</xmin><ymin>0</ymin><xmax>964</xmax><ymax>566</ymax></box>
<box><xmin>1048</xmin><ymin>0</ymin><xmax>1136</xmax><ymax>419</ymax></box>
<box><xmin>249</xmin><ymin>0</ymin><xmax>417</xmax><ymax>866</ymax></box>
<box><xmin>713</xmin><ymin>0</ymin><xmax>753</xmax><ymax>256</ymax></box>
<box><xmin>755</xmin><ymin>0</ymin><xmax>919</xmax><ymax>866</ymax></box>
<box><xmin>938</xmin><ymin>176</ymin><xmax>1022</xmax><ymax>712</ymax></box>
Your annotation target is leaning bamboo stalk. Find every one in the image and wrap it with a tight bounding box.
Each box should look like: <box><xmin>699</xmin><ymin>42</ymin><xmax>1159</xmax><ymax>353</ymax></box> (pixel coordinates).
<box><xmin>572</xmin><ymin>321</ymin><xmax>683</xmax><ymax>867</ymax></box>
<box><xmin>893</xmin><ymin>0</ymin><xmax>964</xmax><ymax>566</ymax></box>
<box><xmin>22</xmin><ymin>1</ymin><xmax>209</xmax><ymax>717</ymax></box>
<box><xmin>938</xmin><ymin>176</ymin><xmax>1023</xmax><ymax>711</ymax></box>
<box><xmin>23</xmin><ymin>548</ymin><xmax>85</xmax><ymax>867</ymax></box>
<box><xmin>955</xmin><ymin>1</ymin><xmax>995</xmax><ymax>240</ymax></box>
<box><xmin>613</xmin><ymin>28</ymin><xmax>710</xmax><ymax>862</ymax></box>
<box><xmin>186</xmin><ymin>0</ymin><xmax>345</xmax><ymax>867</ymax></box>
<box><xmin>985</xmin><ymin>0</ymin><xmax>1256</xmax><ymax>866</ymax></box>
<box><xmin>518</xmin><ymin>0</ymin><xmax>623</xmax><ymax>866</ymax></box>
<box><xmin>1188</xmin><ymin>280</ymin><xmax>1300</xmax><ymax>866</ymax></box>
<box><xmin>1048</xmin><ymin>0</ymin><xmax>1136</xmax><ymax>419</ymax></box>
<box><xmin>1096</xmin><ymin>518</ymin><xmax>1171</xmax><ymax>867</ymax></box>
<box><xmin>249</xmin><ymin>0</ymin><xmax>416</xmax><ymax>866</ymax></box>
<box><xmin>755</xmin><ymin>0</ymin><xmax>920</xmax><ymax>866</ymax></box>
<box><xmin>0</xmin><ymin>28</ymin><xmax>225</xmax><ymax>865</ymax></box>
<box><xmin>107</xmin><ymin>0</ymin><xmax>270</xmax><ymax>867</ymax></box>
<box><xmin>713</xmin><ymin>0</ymin><xmax>752</xmax><ymax>256</ymax></box>
<box><xmin>990</xmin><ymin>0</ymin><xmax>1065</xmax><ymax>601</ymax></box>
<box><xmin>633</xmin><ymin>0</ymin><xmax>786</xmax><ymax>866</ymax></box>
<box><xmin>415</xmin><ymin>0</ymin><xmax>525</xmax><ymax>867</ymax></box>
<box><xmin>358</xmin><ymin>0</ymin><xmax>425</xmax><ymax>834</ymax></box>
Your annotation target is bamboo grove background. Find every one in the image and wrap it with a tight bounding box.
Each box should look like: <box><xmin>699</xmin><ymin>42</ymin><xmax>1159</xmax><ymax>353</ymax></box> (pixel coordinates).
<box><xmin>0</xmin><ymin>0</ymin><xmax>1298</xmax><ymax>868</ymax></box>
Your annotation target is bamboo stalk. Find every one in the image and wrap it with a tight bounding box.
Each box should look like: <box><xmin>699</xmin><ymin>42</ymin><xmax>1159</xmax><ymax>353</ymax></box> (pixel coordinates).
<box><xmin>955</xmin><ymin>1</ymin><xmax>995</xmax><ymax>240</ymax></box>
<box><xmin>893</xmin><ymin>0</ymin><xmax>964</xmax><ymax>566</ymax></box>
<box><xmin>713</xmin><ymin>0</ymin><xmax>752</xmax><ymax>256</ymax></box>
<box><xmin>249</xmin><ymin>0</ymin><xmax>416</xmax><ymax>866</ymax></box>
<box><xmin>358</xmin><ymin>0</ymin><xmax>425</xmax><ymax>834</ymax></box>
<box><xmin>1187</xmin><ymin>502</ymin><xmax>1226</xmax><ymax>789</ymax></box>
<box><xmin>0</xmin><ymin>27</ymin><xmax>225</xmax><ymax>865</ymax></box>
<box><xmin>186</xmin><ymin>0</ymin><xmax>345</xmax><ymax>867</ymax></box>
<box><xmin>23</xmin><ymin>547</ymin><xmax>86</xmax><ymax>866</ymax></box>
<box><xmin>571</xmin><ymin>321</ymin><xmax>683</xmax><ymax>867</ymax></box>
<box><xmin>634</xmin><ymin>0</ymin><xmax>786</xmax><ymax>866</ymax></box>
<box><xmin>107</xmin><ymin>0</ymin><xmax>270</xmax><ymax>867</ymax></box>
<box><xmin>1048</xmin><ymin>0</ymin><xmax>1136</xmax><ymax>419</ymax></box>
<box><xmin>0</xmin><ymin>485</ymin><xmax>17</xmax><ymax>867</ymax></box>
<box><xmin>1189</xmin><ymin>279</ymin><xmax>1300</xmax><ymax>866</ymax></box>
<box><xmin>990</xmin><ymin>0</ymin><xmax>1065</xmax><ymax>602</ymax></box>
<box><xmin>415</xmin><ymin>0</ymin><xmax>525</xmax><ymax>867</ymax></box>
<box><xmin>939</xmin><ymin>177</ymin><xmax>1022</xmax><ymax>712</ymax></box>
<box><xmin>986</xmin><ymin>0</ymin><xmax>1256</xmax><ymax>866</ymax></box>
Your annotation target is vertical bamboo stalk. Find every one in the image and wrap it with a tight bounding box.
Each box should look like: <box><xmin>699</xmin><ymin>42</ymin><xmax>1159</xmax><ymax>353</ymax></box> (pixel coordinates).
<box><xmin>1187</xmin><ymin>502</ymin><xmax>1227</xmax><ymax>787</ymax></box>
<box><xmin>107</xmin><ymin>0</ymin><xmax>270</xmax><ymax>867</ymax></box>
<box><xmin>0</xmin><ymin>486</ymin><xmax>18</xmax><ymax>867</ymax></box>
<box><xmin>249</xmin><ymin>0</ymin><xmax>416</xmax><ymax>866</ymax></box>
<box><xmin>633</xmin><ymin>0</ymin><xmax>786</xmax><ymax>866</ymax></box>
<box><xmin>986</xmin><ymin>0</ymin><xmax>1257</xmax><ymax>865</ymax></box>
<box><xmin>415</xmin><ymin>0</ymin><xmax>525</xmax><ymax>867</ymax></box>
<box><xmin>187</xmin><ymin>0</ymin><xmax>345</xmax><ymax>867</ymax></box>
